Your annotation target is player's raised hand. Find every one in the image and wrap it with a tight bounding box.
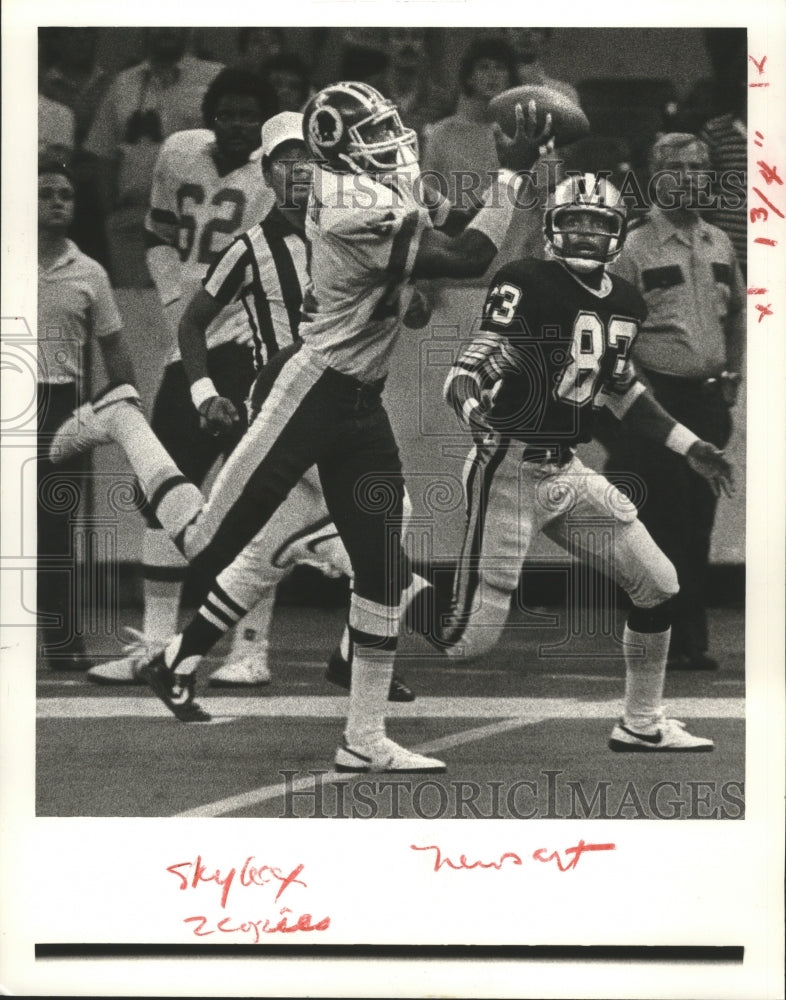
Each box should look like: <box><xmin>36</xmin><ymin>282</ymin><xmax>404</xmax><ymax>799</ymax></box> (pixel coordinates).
<box><xmin>686</xmin><ymin>440</ymin><xmax>736</xmax><ymax>498</ymax></box>
<box><xmin>492</xmin><ymin>100</ymin><xmax>553</xmax><ymax>172</ymax></box>
<box><xmin>198</xmin><ymin>395</ymin><xmax>240</xmax><ymax>437</ymax></box>
<box><xmin>402</xmin><ymin>285</ymin><xmax>433</xmax><ymax>329</ymax></box>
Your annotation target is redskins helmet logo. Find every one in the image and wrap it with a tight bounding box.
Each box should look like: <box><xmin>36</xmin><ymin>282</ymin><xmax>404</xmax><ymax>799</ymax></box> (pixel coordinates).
<box><xmin>310</xmin><ymin>106</ymin><xmax>343</xmax><ymax>147</ymax></box>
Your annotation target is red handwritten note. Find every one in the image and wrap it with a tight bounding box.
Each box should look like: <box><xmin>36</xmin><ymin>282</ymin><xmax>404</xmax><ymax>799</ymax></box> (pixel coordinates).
<box><xmin>411</xmin><ymin>840</ymin><xmax>616</xmax><ymax>874</ymax></box>
<box><xmin>748</xmin><ymin>50</ymin><xmax>781</xmax><ymax>324</ymax></box>
<box><xmin>166</xmin><ymin>855</ymin><xmax>330</xmax><ymax>942</ymax></box>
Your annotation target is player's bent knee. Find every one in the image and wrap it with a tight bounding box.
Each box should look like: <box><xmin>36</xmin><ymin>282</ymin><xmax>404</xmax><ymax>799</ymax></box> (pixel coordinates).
<box><xmin>645</xmin><ymin>550</ymin><xmax>679</xmax><ymax>605</ymax></box>
<box><xmin>446</xmin><ymin>581</ymin><xmax>512</xmax><ymax>661</ymax></box>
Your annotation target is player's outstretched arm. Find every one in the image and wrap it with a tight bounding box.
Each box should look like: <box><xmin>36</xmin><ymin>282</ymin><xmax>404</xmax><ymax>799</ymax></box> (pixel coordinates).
<box><xmin>179</xmin><ymin>289</ymin><xmax>241</xmax><ymax>436</ymax></box>
<box><xmin>605</xmin><ymin>384</ymin><xmax>736</xmax><ymax>498</ymax></box>
<box><xmin>412</xmin><ymin>170</ymin><xmax>525</xmax><ymax>280</ymax></box>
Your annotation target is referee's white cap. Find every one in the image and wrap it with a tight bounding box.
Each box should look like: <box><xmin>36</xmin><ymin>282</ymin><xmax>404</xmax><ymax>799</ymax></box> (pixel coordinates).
<box><xmin>261</xmin><ymin>112</ymin><xmax>306</xmax><ymax>158</ymax></box>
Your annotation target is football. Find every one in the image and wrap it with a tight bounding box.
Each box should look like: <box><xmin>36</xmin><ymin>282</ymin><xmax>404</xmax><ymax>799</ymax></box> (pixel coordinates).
<box><xmin>488</xmin><ymin>84</ymin><xmax>590</xmax><ymax>146</ymax></box>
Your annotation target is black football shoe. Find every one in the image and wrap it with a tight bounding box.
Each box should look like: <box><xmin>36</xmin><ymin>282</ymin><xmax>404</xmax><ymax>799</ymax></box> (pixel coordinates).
<box><xmin>139</xmin><ymin>651</ymin><xmax>212</xmax><ymax>722</ymax></box>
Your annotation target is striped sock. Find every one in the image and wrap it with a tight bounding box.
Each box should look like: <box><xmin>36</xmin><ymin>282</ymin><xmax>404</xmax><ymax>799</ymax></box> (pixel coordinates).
<box><xmin>168</xmin><ymin>583</ymin><xmax>248</xmax><ymax>672</ymax></box>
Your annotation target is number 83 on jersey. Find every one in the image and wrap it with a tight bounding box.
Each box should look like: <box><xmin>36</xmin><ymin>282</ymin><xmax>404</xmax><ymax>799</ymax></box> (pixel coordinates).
<box><xmin>484</xmin><ymin>280</ymin><xmax>636</xmax><ymax>407</ymax></box>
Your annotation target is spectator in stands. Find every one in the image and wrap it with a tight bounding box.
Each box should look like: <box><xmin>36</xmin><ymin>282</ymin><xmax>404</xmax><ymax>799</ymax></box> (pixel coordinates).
<box><xmin>261</xmin><ymin>52</ymin><xmax>312</xmax><ymax>112</ymax></box>
<box><xmin>338</xmin><ymin>35</ymin><xmax>389</xmax><ymax>91</ymax></box>
<box><xmin>235</xmin><ymin>27</ymin><xmax>286</xmax><ymax>73</ymax></box>
<box><xmin>38</xmin><ymin>31</ymin><xmax>75</xmax><ymax>161</ymax></box>
<box><xmin>503</xmin><ymin>28</ymin><xmax>579</xmax><ymax>104</ymax></box>
<box><xmin>668</xmin><ymin>78</ymin><xmax>725</xmax><ymax>134</ymax></box>
<box><xmin>37</xmin><ymin>158</ymin><xmax>137</xmax><ymax>670</ymax></box>
<box><xmin>379</xmin><ymin>28</ymin><xmax>453</xmax><ymax>144</ymax></box>
<box><xmin>699</xmin><ymin>36</ymin><xmax>747</xmax><ymax>277</ymax></box>
<box><xmin>38</xmin><ymin>92</ymin><xmax>75</xmax><ymax>163</ymax></box>
<box><xmin>39</xmin><ymin>27</ymin><xmax>112</xmax><ymax>267</ymax></box>
<box><xmin>84</xmin><ymin>28</ymin><xmax>223</xmax><ymax>285</ymax></box>
<box><xmin>605</xmin><ymin>133</ymin><xmax>745</xmax><ymax>671</ymax></box>
<box><xmin>39</xmin><ymin>28</ymin><xmax>110</xmax><ymax>147</ymax></box>
<box><xmin>421</xmin><ymin>37</ymin><xmax>517</xmax><ymax>211</ymax></box>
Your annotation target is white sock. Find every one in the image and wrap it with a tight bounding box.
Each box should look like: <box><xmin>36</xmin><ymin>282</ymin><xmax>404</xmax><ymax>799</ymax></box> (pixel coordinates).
<box><xmin>227</xmin><ymin>585</ymin><xmax>275</xmax><ymax>663</ymax></box>
<box><xmin>344</xmin><ymin>644</ymin><xmax>393</xmax><ymax>746</ymax></box>
<box><xmin>623</xmin><ymin>624</ymin><xmax>669</xmax><ymax>731</ymax></box>
<box><xmin>143</xmin><ymin>578</ymin><xmax>183</xmax><ymax>642</ymax></box>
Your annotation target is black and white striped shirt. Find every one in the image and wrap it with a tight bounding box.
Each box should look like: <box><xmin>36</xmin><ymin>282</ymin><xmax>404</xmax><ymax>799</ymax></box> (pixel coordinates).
<box><xmin>203</xmin><ymin>206</ymin><xmax>308</xmax><ymax>371</ymax></box>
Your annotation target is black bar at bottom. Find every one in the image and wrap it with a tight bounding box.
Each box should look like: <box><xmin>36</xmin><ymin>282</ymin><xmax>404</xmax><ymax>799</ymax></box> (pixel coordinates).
<box><xmin>36</xmin><ymin>944</ymin><xmax>744</xmax><ymax>961</ymax></box>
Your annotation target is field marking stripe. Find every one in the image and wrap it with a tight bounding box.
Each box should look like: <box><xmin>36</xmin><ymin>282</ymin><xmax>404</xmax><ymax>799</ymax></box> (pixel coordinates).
<box><xmin>173</xmin><ymin>717</ymin><xmax>536</xmax><ymax>818</ymax></box>
<box><xmin>36</xmin><ymin>695</ymin><xmax>746</xmax><ymax>719</ymax></box>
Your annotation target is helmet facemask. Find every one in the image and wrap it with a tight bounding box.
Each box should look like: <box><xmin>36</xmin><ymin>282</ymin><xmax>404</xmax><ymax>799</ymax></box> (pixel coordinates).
<box><xmin>544</xmin><ymin>174</ymin><xmax>627</xmax><ymax>273</ymax></box>
<box><xmin>547</xmin><ymin>206</ymin><xmax>625</xmax><ymax>272</ymax></box>
<box><xmin>346</xmin><ymin>104</ymin><xmax>419</xmax><ymax>173</ymax></box>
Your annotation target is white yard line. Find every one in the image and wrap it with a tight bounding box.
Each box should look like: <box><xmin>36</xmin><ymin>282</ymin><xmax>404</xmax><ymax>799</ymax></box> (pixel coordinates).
<box><xmin>36</xmin><ymin>694</ymin><xmax>746</xmax><ymax>719</ymax></box>
<box><xmin>174</xmin><ymin>717</ymin><xmax>539</xmax><ymax>818</ymax></box>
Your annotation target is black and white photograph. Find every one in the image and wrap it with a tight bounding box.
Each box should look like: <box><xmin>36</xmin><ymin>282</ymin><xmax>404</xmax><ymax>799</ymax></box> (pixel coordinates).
<box><xmin>1</xmin><ymin>2</ymin><xmax>783</xmax><ymax>997</ymax></box>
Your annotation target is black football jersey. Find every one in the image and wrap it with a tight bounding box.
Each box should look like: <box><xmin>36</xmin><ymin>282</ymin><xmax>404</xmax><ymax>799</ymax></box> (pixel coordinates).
<box><xmin>479</xmin><ymin>258</ymin><xmax>648</xmax><ymax>446</ymax></box>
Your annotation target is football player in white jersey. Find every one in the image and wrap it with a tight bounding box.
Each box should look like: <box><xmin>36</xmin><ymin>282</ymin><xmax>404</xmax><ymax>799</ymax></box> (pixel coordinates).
<box><xmin>51</xmin><ymin>81</ymin><xmax>549</xmax><ymax>771</ymax></box>
<box><xmin>88</xmin><ymin>69</ymin><xmax>278</xmax><ymax>685</ymax></box>
<box><xmin>118</xmin><ymin>112</ymin><xmax>416</xmax><ymax>701</ymax></box>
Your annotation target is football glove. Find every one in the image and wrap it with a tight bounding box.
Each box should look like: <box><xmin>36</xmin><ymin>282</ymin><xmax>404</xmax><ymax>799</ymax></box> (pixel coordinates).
<box><xmin>198</xmin><ymin>395</ymin><xmax>240</xmax><ymax>436</ymax></box>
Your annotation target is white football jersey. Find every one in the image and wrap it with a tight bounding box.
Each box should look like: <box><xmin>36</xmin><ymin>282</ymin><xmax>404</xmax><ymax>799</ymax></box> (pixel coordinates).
<box><xmin>301</xmin><ymin>165</ymin><xmax>440</xmax><ymax>383</ymax></box>
<box><xmin>146</xmin><ymin>129</ymin><xmax>274</xmax><ymax>360</ymax></box>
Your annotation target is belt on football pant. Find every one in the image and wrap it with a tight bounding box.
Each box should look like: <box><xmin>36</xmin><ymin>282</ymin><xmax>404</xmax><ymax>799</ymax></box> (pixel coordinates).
<box><xmin>640</xmin><ymin>368</ymin><xmax>723</xmax><ymax>395</ymax></box>
<box><xmin>512</xmin><ymin>442</ymin><xmax>576</xmax><ymax>467</ymax></box>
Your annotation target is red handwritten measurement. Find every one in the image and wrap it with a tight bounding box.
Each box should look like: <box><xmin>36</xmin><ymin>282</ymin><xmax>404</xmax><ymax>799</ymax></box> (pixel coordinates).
<box><xmin>184</xmin><ymin>908</ymin><xmax>330</xmax><ymax>943</ymax></box>
<box><xmin>748</xmin><ymin>52</ymin><xmax>780</xmax><ymax>323</ymax></box>
<box><xmin>411</xmin><ymin>840</ymin><xmax>615</xmax><ymax>873</ymax></box>
<box><xmin>166</xmin><ymin>855</ymin><xmax>307</xmax><ymax>909</ymax></box>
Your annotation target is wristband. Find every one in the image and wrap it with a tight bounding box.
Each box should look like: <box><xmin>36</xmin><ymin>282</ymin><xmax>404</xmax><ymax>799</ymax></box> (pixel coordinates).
<box><xmin>665</xmin><ymin>422</ymin><xmax>700</xmax><ymax>455</ymax></box>
<box><xmin>466</xmin><ymin>171</ymin><xmax>523</xmax><ymax>251</ymax></box>
<box><xmin>190</xmin><ymin>377</ymin><xmax>219</xmax><ymax>410</ymax></box>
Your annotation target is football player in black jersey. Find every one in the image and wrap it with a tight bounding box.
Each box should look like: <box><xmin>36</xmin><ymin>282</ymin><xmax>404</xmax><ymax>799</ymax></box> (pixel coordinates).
<box><xmin>443</xmin><ymin>173</ymin><xmax>734</xmax><ymax>752</ymax></box>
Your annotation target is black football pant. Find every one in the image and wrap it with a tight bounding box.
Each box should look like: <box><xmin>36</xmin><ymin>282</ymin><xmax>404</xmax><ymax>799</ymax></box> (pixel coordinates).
<box><xmin>605</xmin><ymin>370</ymin><xmax>733</xmax><ymax>658</ymax></box>
<box><xmin>37</xmin><ymin>381</ymin><xmax>88</xmax><ymax>663</ymax></box>
<box><xmin>141</xmin><ymin>340</ymin><xmax>254</xmax><ymax>528</ymax></box>
<box><xmin>172</xmin><ymin>341</ymin><xmax>410</xmax><ymax>647</ymax></box>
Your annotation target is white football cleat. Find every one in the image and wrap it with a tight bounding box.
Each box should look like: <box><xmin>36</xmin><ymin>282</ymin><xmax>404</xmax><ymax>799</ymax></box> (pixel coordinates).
<box><xmin>87</xmin><ymin>655</ymin><xmax>145</xmax><ymax>685</ymax></box>
<box><xmin>609</xmin><ymin>716</ymin><xmax>714</xmax><ymax>752</ymax></box>
<box><xmin>86</xmin><ymin>627</ymin><xmax>166</xmax><ymax>685</ymax></box>
<box><xmin>48</xmin><ymin>383</ymin><xmax>141</xmax><ymax>464</ymax></box>
<box><xmin>208</xmin><ymin>657</ymin><xmax>272</xmax><ymax>687</ymax></box>
<box><xmin>335</xmin><ymin>736</ymin><xmax>446</xmax><ymax>773</ymax></box>
<box><xmin>274</xmin><ymin>525</ymin><xmax>350</xmax><ymax>579</ymax></box>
